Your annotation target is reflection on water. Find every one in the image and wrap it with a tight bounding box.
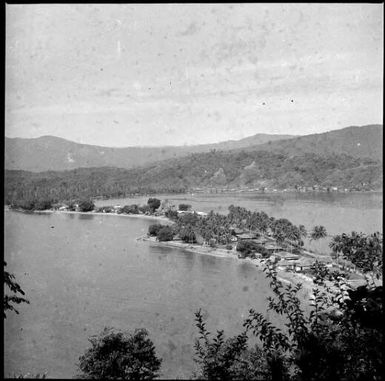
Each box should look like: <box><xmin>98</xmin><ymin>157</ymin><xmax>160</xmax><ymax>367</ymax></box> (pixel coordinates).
<box><xmin>77</xmin><ymin>213</ymin><xmax>95</xmax><ymax>220</ymax></box>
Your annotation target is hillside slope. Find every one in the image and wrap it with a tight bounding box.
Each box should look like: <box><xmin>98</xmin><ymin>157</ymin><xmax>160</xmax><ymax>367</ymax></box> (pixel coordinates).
<box><xmin>5</xmin><ymin>149</ymin><xmax>382</xmax><ymax>203</ymax></box>
<box><xmin>240</xmin><ymin>125</ymin><xmax>382</xmax><ymax>161</ymax></box>
<box><xmin>4</xmin><ymin>133</ymin><xmax>294</xmax><ymax>172</ymax></box>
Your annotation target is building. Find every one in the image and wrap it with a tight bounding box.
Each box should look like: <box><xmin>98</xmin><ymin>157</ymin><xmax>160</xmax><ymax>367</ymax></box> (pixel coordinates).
<box><xmin>230</xmin><ymin>227</ymin><xmax>246</xmax><ymax>235</ymax></box>
<box><xmin>264</xmin><ymin>243</ymin><xmax>284</xmax><ymax>252</ymax></box>
<box><xmin>274</xmin><ymin>251</ymin><xmax>300</xmax><ymax>261</ymax></box>
<box><xmin>237</xmin><ymin>233</ymin><xmax>258</xmax><ymax>240</ymax></box>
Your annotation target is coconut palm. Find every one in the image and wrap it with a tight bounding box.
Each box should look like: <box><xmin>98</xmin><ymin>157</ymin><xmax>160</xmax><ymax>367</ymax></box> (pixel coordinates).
<box><xmin>329</xmin><ymin>234</ymin><xmax>343</xmax><ymax>267</ymax></box>
<box><xmin>310</xmin><ymin>225</ymin><xmax>327</xmax><ymax>241</ymax></box>
<box><xmin>298</xmin><ymin>225</ymin><xmax>307</xmax><ymax>239</ymax></box>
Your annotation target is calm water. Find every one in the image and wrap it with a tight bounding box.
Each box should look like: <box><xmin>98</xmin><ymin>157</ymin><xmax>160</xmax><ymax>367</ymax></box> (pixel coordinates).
<box><xmin>4</xmin><ymin>192</ymin><xmax>382</xmax><ymax>378</ymax></box>
<box><xmin>4</xmin><ymin>211</ymin><xmax>282</xmax><ymax>379</ymax></box>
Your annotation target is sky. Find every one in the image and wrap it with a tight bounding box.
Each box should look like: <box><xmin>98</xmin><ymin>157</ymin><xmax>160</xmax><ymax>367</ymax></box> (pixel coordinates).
<box><xmin>5</xmin><ymin>4</ymin><xmax>383</xmax><ymax>147</ymax></box>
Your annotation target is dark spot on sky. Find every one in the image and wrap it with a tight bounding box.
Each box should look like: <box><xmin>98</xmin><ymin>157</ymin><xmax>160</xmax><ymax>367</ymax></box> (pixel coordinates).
<box><xmin>262</xmin><ymin>102</ymin><xmax>266</xmax><ymax>105</ymax></box>
<box><xmin>100</xmin><ymin>68</ymin><xmax>103</xmax><ymax>71</ymax></box>
<box><xmin>242</xmin><ymin>286</ymin><xmax>249</xmax><ymax>292</ymax></box>
<box><xmin>291</xmin><ymin>99</ymin><xmax>294</xmax><ymax>102</ymax></box>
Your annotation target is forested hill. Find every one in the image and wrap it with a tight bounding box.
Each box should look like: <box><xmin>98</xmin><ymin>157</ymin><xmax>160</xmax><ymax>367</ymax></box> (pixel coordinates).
<box><xmin>239</xmin><ymin>125</ymin><xmax>383</xmax><ymax>161</ymax></box>
<box><xmin>5</xmin><ymin>149</ymin><xmax>382</xmax><ymax>203</ymax></box>
<box><xmin>4</xmin><ymin>133</ymin><xmax>294</xmax><ymax>172</ymax></box>
<box><xmin>5</xmin><ymin>125</ymin><xmax>381</xmax><ymax>173</ymax></box>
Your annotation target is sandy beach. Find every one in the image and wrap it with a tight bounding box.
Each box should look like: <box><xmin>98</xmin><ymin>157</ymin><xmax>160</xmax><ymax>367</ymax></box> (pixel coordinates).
<box><xmin>140</xmin><ymin>235</ymin><xmax>316</xmax><ymax>294</ymax></box>
<box><xmin>5</xmin><ymin>208</ymin><xmax>172</xmax><ymax>224</ymax></box>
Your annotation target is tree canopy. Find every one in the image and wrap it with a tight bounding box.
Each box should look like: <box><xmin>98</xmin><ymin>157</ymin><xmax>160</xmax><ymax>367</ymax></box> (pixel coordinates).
<box><xmin>77</xmin><ymin>327</ymin><xmax>162</xmax><ymax>380</ymax></box>
<box><xmin>4</xmin><ymin>261</ymin><xmax>29</xmax><ymax>318</ymax></box>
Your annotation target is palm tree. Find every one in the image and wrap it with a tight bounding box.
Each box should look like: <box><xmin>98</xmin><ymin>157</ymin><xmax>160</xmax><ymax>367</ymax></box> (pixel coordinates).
<box><xmin>329</xmin><ymin>235</ymin><xmax>343</xmax><ymax>268</ymax></box>
<box><xmin>298</xmin><ymin>225</ymin><xmax>307</xmax><ymax>239</ymax></box>
<box><xmin>309</xmin><ymin>225</ymin><xmax>327</xmax><ymax>241</ymax></box>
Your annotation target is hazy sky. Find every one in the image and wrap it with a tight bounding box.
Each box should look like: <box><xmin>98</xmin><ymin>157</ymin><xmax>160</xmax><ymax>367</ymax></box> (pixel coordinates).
<box><xmin>5</xmin><ymin>4</ymin><xmax>383</xmax><ymax>147</ymax></box>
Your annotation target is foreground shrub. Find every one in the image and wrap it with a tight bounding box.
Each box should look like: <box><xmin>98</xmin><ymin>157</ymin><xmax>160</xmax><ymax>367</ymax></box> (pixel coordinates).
<box><xmin>77</xmin><ymin>327</ymin><xmax>162</xmax><ymax>380</ymax></box>
<box><xmin>194</xmin><ymin>310</ymin><xmax>271</xmax><ymax>380</ymax></box>
<box><xmin>4</xmin><ymin>261</ymin><xmax>29</xmax><ymax>318</ymax></box>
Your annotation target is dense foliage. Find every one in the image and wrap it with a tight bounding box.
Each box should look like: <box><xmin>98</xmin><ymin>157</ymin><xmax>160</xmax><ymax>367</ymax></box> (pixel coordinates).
<box><xmin>329</xmin><ymin>232</ymin><xmax>383</xmax><ymax>282</ymax></box>
<box><xmin>194</xmin><ymin>310</ymin><xmax>271</xmax><ymax>380</ymax></box>
<box><xmin>4</xmin><ymin>261</ymin><xmax>29</xmax><ymax>318</ymax></box>
<box><xmin>236</xmin><ymin>240</ymin><xmax>270</xmax><ymax>258</ymax></box>
<box><xmin>78</xmin><ymin>200</ymin><xmax>95</xmax><ymax>212</ymax></box>
<box><xmin>4</xmin><ymin>149</ymin><xmax>382</xmax><ymax>205</ymax></box>
<box><xmin>77</xmin><ymin>327</ymin><xmax>162</xmax><ymax>380</ymax></box>
<box><xmin>147</xmin><ymin>198</ymin><xmax>161</xmax><ymax>212</ymax></box>
<box><xmin>156</xmin><ymin>226</ymin><xmax>175</xmax><ymax>242</ymax></box>
<box><xmin>148</xmin><ymin>224</ymin><xmax>164</xmax><ymax>237</ymax></box>
<box><xmin>118</xmin><ymin>204</ymin><xmax>140</xmax><ymax>214</ymax></box>
<box><xmin>179</xmin><ymin>203</ymin><xmax>191</xmax><ymax>211</ymax></box>
<box><xmin>194</xmin><ymin>260</ymin><xmax>383</xmax><ymax>380</ymax></box>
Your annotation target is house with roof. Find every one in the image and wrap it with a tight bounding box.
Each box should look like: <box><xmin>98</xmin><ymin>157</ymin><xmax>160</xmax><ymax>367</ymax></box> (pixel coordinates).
<box><xmin>274</xmin><ymin>251</ymin><xmax>300</xmax><ymax>261</ymax></box>
<box><xmin>230</xmin><ymin>227</ymin><xmax>246</xmax><ymax>236</ymax></box>
<box><xmin>264</xmin><ymin>243</ymin><xmax>284</xmax><ymax>252</ymax></box>
<box><xmin>236</xmin><ymin>233</ymin><xmax>259</xmax><ymax>240</ymax></box>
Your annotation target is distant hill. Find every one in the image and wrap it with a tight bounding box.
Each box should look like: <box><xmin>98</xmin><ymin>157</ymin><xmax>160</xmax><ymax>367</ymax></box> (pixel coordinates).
<box><xmin>240</xmin><ymin>125</ymin><xmax>383</xmax><ymax>162</ymax></box>
<box><xmin>4</xmin><ymin>133</ymin><xmax>295</xmax><ymax>172</ymax></box>
<box><xmin>5</xmin><ymin>148</ymin><xmax>382</xmax><ymax>204</ymax></box>
<box><xmin>5</xmin><ymin>125</ymin><xmax>382</xmax><ymax>172</ymax></box>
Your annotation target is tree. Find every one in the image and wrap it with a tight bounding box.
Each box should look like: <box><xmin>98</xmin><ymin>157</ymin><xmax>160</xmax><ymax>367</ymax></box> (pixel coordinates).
<box><xmin>329</xmin><ymin>232</ymin><xmax>382</xmax><ymax>284</ymax></box>
<box><xmin>298</xmin><ymin>225</ymin><xmax>307</xmax><ymax>240</ymax></box>
<box><xmin>148</xmin><ymin>224</ymin><xmax>164</xmax><ymax>237</ymax></box>
<box><xmin>179</xmin><ymin>204</ymin><xmax>191</xmax><ymax>211</ymax></box>
<box><xmin>165</xmin><ymin>209</ymin><xmax>178</xmax><ymax>220</ymax></box>
<box><xmin>33</xmin><ymin>199</ymin><xmax>53</xmax><ymax>211</ymax></box>
<box><xmin>147</xmin><ymin>198</ymin><xmax>161</xmax><ymax>213</ymax></box>
<box><xmin>193</xmin><ymin>310</ymin><xmax>271</xmax><ymax>380</ymax></box>
<box><xmin>77</xmin><ymin>327</ymin><xmax>162</xmax><ymax>380</ymax></box>
<box><xmin>243</xmin><ymin>260</ymin><xmax>384</xmax><ymax>381</ymax></box>
<box><xmin>156</xmin><ymin>226</ymin><xmax>174</xmax><ymax>242</ymax></box>
<box><xmin>138</xmin><ymin>205</ymin><xmax>151</xmax><ymax>214</ymax></box>
<box><xmin>4</xmin><ymin>261</ymin><xmax>29</xmax><ymax>317</ymax></box>
<box><xmin>68</xmin><ymin>201</ymin><xmax>77</xmax><ymax>211</ymax></box>
<box><xmin>78</xmin><ymin>200</ymin><xmax>95</xmax><ymax>212</ymax></box>
<box><xmin>120</xmin><ymin>204</ymin><xmax>139</xmax><ymax>214</ymax></box>
<box><xmin>309</xmin><ymin>225</ymin><xmax>327</xmax><ymax>241</ymax></box>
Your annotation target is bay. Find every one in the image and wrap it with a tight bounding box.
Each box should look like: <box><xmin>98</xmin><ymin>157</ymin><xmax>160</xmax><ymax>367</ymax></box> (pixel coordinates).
<box><xmin>4</xmin><ymin>192</ymin><xmax>382</xmax><ymax>378</ymax></box>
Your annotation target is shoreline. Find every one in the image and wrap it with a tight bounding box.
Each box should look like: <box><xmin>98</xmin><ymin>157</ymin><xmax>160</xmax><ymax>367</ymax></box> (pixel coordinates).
<box><xmin>5</xmin><ymin>207</ymin><xmax>172</xmax><ymax>224</ymax></box>
<box><xmin>6</xmin><ymin>206</ymin><xmax>375</xmax><ymax>291</ymax></box>
<box><xmin>140</xmin><ymin>235</ymin><xmax>315</xmax><ymax>293</ymax></box>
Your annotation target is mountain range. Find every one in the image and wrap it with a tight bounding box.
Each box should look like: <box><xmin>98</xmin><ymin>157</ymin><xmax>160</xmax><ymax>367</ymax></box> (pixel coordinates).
<box><xmin>5</xmin><ymin>125</ymin><xmax>382</xmax><ymax>173</ymax></box>
<box><xmin>4</xmin><ymin>125</ymin><xmax>383</xmax><ymax>203</ymax></box>
<box><xmin>5</xmin><ymin>133</ymin><xmax>295</xmax><ymax>172</ymax></box>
